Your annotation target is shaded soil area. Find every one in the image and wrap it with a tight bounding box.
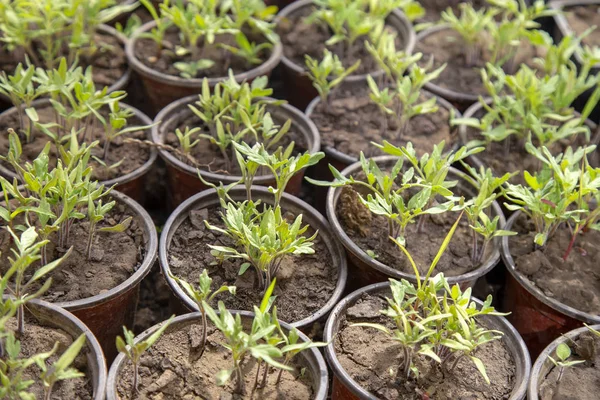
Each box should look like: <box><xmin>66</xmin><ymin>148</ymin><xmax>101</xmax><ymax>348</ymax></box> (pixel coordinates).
<box><xmin>564</xmin><ymin>5</ymin><xmax>600</xmax><ymax>48</ymax></box>
<box><xmin>116</xmin><ymin>320</ymin><xmax>315</xmax><ymax>399</ymax></box>
<box><xmin>167</xmin><ymin>206</ymin><xmax>337</xmax><ymax>327</ymax></box>
<box><xmin>335</xmin><ymin>292</ymin><xmax>516</xmax><ymax>399</ymax></box>
<box><xmin>0</xmin><ymin>200</ymin><xmax>146</xmax><ymax>302</ymax></box>
<box><xmin>509</xmin><ymin>214</ymin><xmax>600</xmax><ymax>315</ymax></box>
<box><xmin>6</xmin><ymin>316</ymin><xmax>94</xmax><ymax>399</ymax></box>
<box><xmin>0</xmin><ymin>104</ymin><xmax>151</xmax><ymax>182</ymax></box>
<box><xmin>134</xmin><ymin>28</ymin><xmax>272</xmax><ymax>78</ymax></box>
<box><xmin>309</xmin><ymin>86</ymin><xmax>455</xmax><ymax>159</ymax></box>
<box><xmin>539</xmin><ymin>331</ymin><xmax>600</xmax><ymax>400</ymax></box>
<box><xmin>277</xmin><ymin>6</ymin><xmax>405</xmax><ymax>75</ymax></box>
<box><xmin>415</xmin><ymin>29</ymin><xmax>543</xmax><ymax>97</ymax></box>
<box><xmin>0</xmin><ymin>31</ymin><xmax>127</xmax><ymax>90</ymax></box>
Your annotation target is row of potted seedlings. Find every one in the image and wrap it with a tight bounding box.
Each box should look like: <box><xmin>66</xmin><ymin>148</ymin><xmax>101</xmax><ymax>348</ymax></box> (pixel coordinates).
<box><xmin>1</xmin><ymin>0</ymin><xmax>600</xmax><ymax>399</ymax></box>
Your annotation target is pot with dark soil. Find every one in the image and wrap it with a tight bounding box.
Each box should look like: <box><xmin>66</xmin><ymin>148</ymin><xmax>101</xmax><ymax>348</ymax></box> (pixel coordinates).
<box><xmin>528</xmin><ymin>324</ymin><xmax>600</xmax><ymax>400</ymax></box>
<box><xmin>323</xmin><ymin>276</ymin><xmax>531</xmax><ymax>400</ymax></box>
<box><xmin>1</xmin><ymin>298</ymin><xmax>107</xmax><ymax>400</ymax></box>
<box><xmin>413</xmin><ymin>0</ymin><xmax>552</xmax><ymax>109</ymax></box>
<box><xmin>159</xmin><ymin>185</ymin><xmax>347</xmax><ymax>333</ymax></box>
<box><xmin>125</xmin><ymin>0</ymin><xmax>283</xmax><ymax>113</ymax></box>
<box><xmin>501</xmin><ymin>146</ymin><xmax>600</xmax><ymax>357</ymax></box>
<box><xmin>0</xmin><ymin>146</ymin><xmax>158</xmax><ymax>362</ymax></box>
<box><xmin>152</xmin><ymin>75</ymin><xmax>320</xmax><ymax>208</ymax></box>
<box><xmin>276</xmin><ymin>0</ymin><xmax>416</xmax><ymax>109</ymax></box>
<box><xmin>107</xmin><ymin>310</ymin><xmax>329</xmax><ymax>399</ymax></box>
<box><xmin>311</xmin><ymin>147</ymin><xmax>509</xmax><ymax>291</ymax></box>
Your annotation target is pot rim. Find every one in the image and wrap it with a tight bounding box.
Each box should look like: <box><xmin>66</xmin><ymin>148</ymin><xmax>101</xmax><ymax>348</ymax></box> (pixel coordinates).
<box><xmin>106</xmin><ymin>310</ymin><xmax>329</xmax><ymax>400</ymax></box>
<box><xmin>325</xmin><ymin>156</ymin><xmax>505</xmax><ymax>285</ymax></box>
<box><xmin>323</xmin><ymin>281</ymin><xmax>531</xmax><ymax>400</ymax></box>
<box><xmin>276</xmin><ymin>0</ymin><xmax>416</xmax><ymax>81</ymax></box>
<box><xmin>126</xmin><ymin>20</ymin><xmax>283</xmax><ymax>88</ymax></box>
<box><xmin>28</xmin><ymin>298</ymin><xmax>107</xmax><ymax>400</ymax></box>
<box><xmin>151</xmin><ymin>94</ymin><xmax>321</xmax><ymax>182</ymax></box>
<box><xmin>304</xmin><ymin>88</ymin><xmax>462</xmax><ymax>166</ymax></box>
<box><xmin>0</xmin><ymin>98</ymin><xmax>158</xmax><ymax>188</ymax></box>
<box><xmin>528</xmin><ymin>323</ymin><xmax>600</xmax><ymax>399</ymax></box>
<box><xmin>501</xmin><ymin>210</ymin><xmax>600</xmax><ymax>324</ymax></box>
<box><xmin>549</xmin><ymin>0</ymin><xmax>600</xmax><ymax>69</ymax></box>
<box><xmin>158</xmin><ymin>185</ymin><xmax>348</xmax><ymax>330</ymax></box>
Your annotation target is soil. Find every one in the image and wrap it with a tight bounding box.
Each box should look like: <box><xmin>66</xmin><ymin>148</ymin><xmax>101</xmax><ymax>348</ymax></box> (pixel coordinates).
<box><xmin>335</xmin><ymin>292</ymin><xmax>516</xmax><ymax>399</ymax></box>
<box><xmin>417</xmin><ymin>0</ymin><xmax>488</xmax><ymax>23</ymax></box>
<box><xmin>0</xmin><ymin>199</ymin><xmax>146</xmax><ymax>302</ymax></box>
<box><xmin>163</xmin><ymin>108</ymin><xmax>308</xmax><ymax>175</ymax></box>
<box><xmin>337</xmin><ymin>184</ymin><xmax>492</xmax><ymax>277</ymax></box>
<box><xmin>116</xmin><ymin>319</ymin><xmax>315</xmax><ymax>400</ymax></box>
<box><xmin>0</xmin><ymin>104</ymin><xmax>151</xmax><ymax>182</ymax></box>
<box><xmin>539</xmin><ymin>331</ymin><xmax>600</xmax><ymax>400</ymax></box>
<box><xmin>564</xmin><ymin>5</ymin><xmax>600</xmax><ymax>49</ymax></box>
<box><xmin>415</xmin><ymin>29</ymin><xmax>544</xmax><ymax>97</ymax></box>
<box><xmin>6</xmin><ymin>316</ymin><xmax>93</xmax><ymax>399</ymax></box>
<box><xmin>277</xmin><ymin>6</ymin><xmax>402</xmax><ymax>75</ymax></box>
<box><xmin>509</xmin><ymin>214</ymin><xmax>600</xmax><ymax>315</ymax></box>
<box><xmin>0</xmin><ymin>31</ymin><xmax>127</xmax><ymax>90</ymax></box>
<box><xmin>310</xmin><ymin>86</ymin><xmax>454</xmax><ymax>159</ymax></box>
<box><xmin>134</xmin><ymin>28</ymin><xmax>272</xmax><ymax>78</ymax></box>
<box><xmin>167</xmin><ymin>205</ymin><xmax>337</xmax><ymax>328</ymax></box>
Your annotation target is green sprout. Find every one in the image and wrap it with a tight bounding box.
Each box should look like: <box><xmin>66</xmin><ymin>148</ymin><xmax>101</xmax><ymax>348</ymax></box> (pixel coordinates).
<box><xmin>547</xmin><ymin>343</ymin><xmax>585</xmax><ymax>383</ymax></box>
<box><xmin>305</xmin><ymin>49</ymin><xmax>361</xmax><ymax>108</ymax></box>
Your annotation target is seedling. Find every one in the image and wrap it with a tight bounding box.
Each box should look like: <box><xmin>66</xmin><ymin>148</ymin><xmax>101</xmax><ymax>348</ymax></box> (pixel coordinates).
<box><xmin>116</xmin><ymin>316</ymin><xmax>175</xmax><ymax>395</ymax></box>
<box><xmin>0</xmin><ymin>64</ymin><xmax>41</xmax><ymax>143</ymax></box>
<box><xmin>304</xmin><ymin>49</ymin><xmax>361</xmax><ymax>107</ymax></box>
<box><xmin>168</xmin><ymin>270</ymin><xmax>235</xmax><ymax>359</ymax></box>
<box><xmin>548</xmin><ymin>343</ymin><xmax>585</xmax><ymax>383</ymax></box>
<box><xmin>353</xmin><ymin>216</ymin><xmax>506</xmax><ymax>383</ymax></box>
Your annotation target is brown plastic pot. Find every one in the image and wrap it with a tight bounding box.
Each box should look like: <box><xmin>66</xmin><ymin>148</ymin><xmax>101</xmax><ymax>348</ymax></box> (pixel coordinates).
<box><xmin>106</xmin><ymin>311</ymin><xmax>329</xmax><ymax>400</ymax></box>
<box><xmin>152</xmin><ymin>95</ymin><xmax>321</xmax><ymax>209</ymax></box>
<box><xmin>159</xmin><ymin>185</ymin><xmax>347</xmax><ymax>332</ymax></box>
<box><xmin>0</xmin><ymin>99</ymin><xmax>157</xmax><ymax>205</ymax></box>
<box><xmin>501</xmin><ymin>211</ymin><xmax>600</xmax><ymax>359</ymax></box>
<box><xmin>323</xmin><ymin>282</ymin><xmax>531</xmax><ymax>400</ymax></box>
<box><xmin>275</xmin><ymin>0</ymin><xmax>416</xmax><ymax>110</ymax></box>
<box><xmin>126</xmin><ymin>21</ymin><xmax>283</xmax><ymax>113</ymax></box>
<box><xmin>56</xmin><ymin>189</ymin><xmax>158</xmax><ymax>363</ymax></box>
<box><xmin>528</xmin><ymin>323</ymin><xmax>600</xmax><ymax>399</ymax></box>
<box><xmin>325</xmin><ymin>156</ymin><xmax>506</xmax><ymax>290</ymax></box>
<box><xmin>304</xmin><ymin>91</ymin><xmax>461</xmax><ymax>214</ymax></box>
<box><xmin>27</xmin><ymin>298</ymin><xmax>107</xmax><ymax>400</ymax></box>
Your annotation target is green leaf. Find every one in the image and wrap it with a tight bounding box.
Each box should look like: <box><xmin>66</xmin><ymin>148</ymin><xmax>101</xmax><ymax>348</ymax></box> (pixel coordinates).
<box><xmin>470</xmin><ymin>356</ymin><xmax>490</xmax><ymax>384</ymax></box>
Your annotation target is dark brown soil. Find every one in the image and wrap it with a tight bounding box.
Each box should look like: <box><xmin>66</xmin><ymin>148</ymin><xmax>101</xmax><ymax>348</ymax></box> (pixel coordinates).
<box><xmin>509</xmin><ymin>214</ymin><xmax>600</xmax><ymax>315</ymax></box>
<box><xmin>164</xmin><ymin>108</ymin><xmax>308</xmax><ymax>174</ymax></box>
<box><xmin>116</xmin><ymin>320</ymin><xmax>315</xmax><ymax>399</ymax></box>
<box><xmin>415</xmin><ymin>29</ymin><xmax>543</xmax><ymax>97</ymax></box>
<box><xmin>6</xmin><ymin>316</ymin><xmax>93</xmax><ymax>399</ymax></box>
<box><xmin>337</xmin><ymin>185</ymin><xmax>491</xmax><ymax>277</ymax></box>
<box><xmin>539</xmin><ymin>331</ymin><xmax>600</xmax><ymax>400</ymax></box>
<box><xmin>564</xmin><ymin>5</ymin><xmax>600</xmax><ymax>49</ymax></box>
<box><xmin>134</xmin><ymin>28</ymin><xmax>271</xmax><ymax>78</ymax></box>
<box><xmin>0</xmin><ymin>31</ymin><xmax>127</xmax><ymax>90</ymax></box>
<box><xmin>335</xmin><ymin>292</ymin><xmax>516</xmax><ymax>399</ymax></box>
<box><xmin>417</xmin><ymin>0</ymin><xmax>488</xmax><ymax>23</ymax></box>
<box><xmin>0</xmin><ymin>199</ymin><xmax>146</xmax><ymax>302</ymax></box>
<box><xmin>0</xmin><ymin>104</ymin><xmax>151</xmax><ymax>182</ymax></box>
<box><xmin>167</xmin><ymin>205</ymin><xmax>337</xmax><ymax>327</ymax></box>
<box><xmin>310</xmin><ymin>87</ymin><xmax>454</xmax><ymax>159</ymax></box>
<box><xmin>277</xmin><ymin>6</ymin><xmax>402</xmax><ymax>75</ymax></box>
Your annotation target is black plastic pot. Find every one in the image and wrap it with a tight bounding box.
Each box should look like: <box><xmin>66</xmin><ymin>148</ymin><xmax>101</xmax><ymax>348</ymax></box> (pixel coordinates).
<box><xmin>501</xmin><ymin>211</ymin><xmax>600</xmax><ymax>358</ymax></box>
<box><xmin>323</xmin><ymin>282</ymin><xmax>531</xmax><ymax>400</ymax></box>
<box><xmin>0</xmin><ymin>99</ymin><xmax>157</xmax><ymax>205</ymax></box>
<box><xmin>159</xmin><ymin>185</ymin><xmax>347</xmax><ymax>332</ymax></box>
<box><xmin>304</xmin><ymin>90</ymin><xmax>461</xmax><ymax>213</ymax></box>
<box><xmin>276</xmin><ymin>0</ymin><xmax>416</xmax><ymax>110</ymax></box>
<box><xmin>106</xmin><ymin>311</ymin><xmax>329</xmax><ymax>400</ymax></box>
<box><xmin>325</xmin><ymin>156</ymin><xmax>506</xmax><ymax>290</ymax></box>
<box><xmin>528</xmin><ymin>323</ymin><xmax>600</xmax><ymax>399</ymax></box>
<box><xmin>152</xmin><ymin>95</ymin><xmax>321</xmax><ymax>208</ymax></box>
<box><xmin>27</xmin><ymin>298</ymin><xmax>107</xmax><ymax>400</ymax></box>
<box><xmin>126</xmin><ymin>21</ymin><xmax>283</xmax><ymax>113</ymax></box>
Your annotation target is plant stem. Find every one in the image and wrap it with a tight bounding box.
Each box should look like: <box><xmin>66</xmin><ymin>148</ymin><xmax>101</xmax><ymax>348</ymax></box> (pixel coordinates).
<box><xmin>276</xmin><ymin>359</ymin><xmax>289</xmax><ymax>384</ymax></box>
<box><xmin>258</xmin><ymin>361</ymin><xmax>269</xmax><ymax>388</ymax></box>
<box><xmin>449</xmin><ymin>353</ymin><xmax>464</xmax><ymax>372</ymax></box>
<box><xmin>252</xmin><ymin>361</ymin><xmax>262</xmax><ymax>393</ymax></box>
<box><xmin>199</xmin><ymin>308</ymin><xmax>207</xmax><ymax>359</ymax></box>
<box><xmin>17</xmin><ymin>304</ymin><xmax>24</xmax><ymax>337</ymax></box>
<box><xmin>86</xmin><ymin>223</ymin><xmax>95</xmax><ymax>260</ymax></box>
<box><xmin>471</xmin><ymin>230</ymin><xmax>479</xmax><ymax>264</ymax></box>
<box><xmin>562</xmin><ymin>225</ymin><xmax>581</xmax><ymax>261</ymax></box>
<box><xmin>44</xmin><ymin>383</ymin><xmax>54</xmax><ymax>400</ymax></box>
<box><xmin>235</xmin><ymin>364</ymin><xmax>245</xmax><ymax>394</ymax></box>
<box><xmin>132</xmin><ymin>361</ymin><xmax>139</xmax><ymax>395</ymax></box>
